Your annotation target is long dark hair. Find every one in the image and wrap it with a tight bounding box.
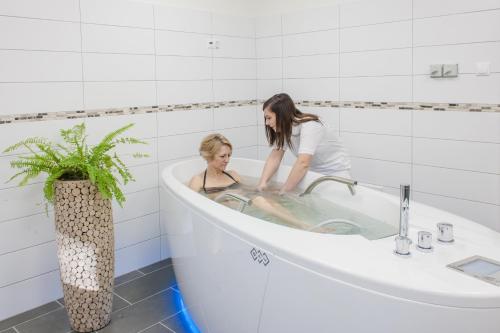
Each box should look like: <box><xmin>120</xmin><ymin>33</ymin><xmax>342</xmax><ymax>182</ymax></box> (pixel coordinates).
<box><xmin>263</xmin><ymin>93</ymin><xmax>320</xmax><ymax>150</ymax></box>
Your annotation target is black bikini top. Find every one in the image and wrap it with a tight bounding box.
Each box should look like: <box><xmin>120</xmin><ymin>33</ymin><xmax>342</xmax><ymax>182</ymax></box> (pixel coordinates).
<box><xmin>202</xmin><ymin>169</ymin><xmax>239</xmax><ymax>194</ymax></box>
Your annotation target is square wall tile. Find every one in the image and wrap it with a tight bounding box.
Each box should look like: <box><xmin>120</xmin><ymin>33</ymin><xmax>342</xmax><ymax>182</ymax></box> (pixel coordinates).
<box><xmin>284</xmin><ymin>78</ymin><xmax>339</xmax><ymax>101</ymax></box>
<box><xmin>84</xmin><ymin>81</ymin><xmax>156</xmax><ymax>110</ymax></box>
<box><xmin>214</xmin><ymin>36</ymin><xmax>255</xmax><ymax>58</ymax></box>
<box><xmin>82</xmin><ymin>24</ymin><xmax>155</xmax><ymax>54</ymax></box>
<box><xmin>257</xmin><ymin>79</ymin><xmax>283</xmax><ymax>99</ymax></box>
<box><xmin>157</xmin><ymin>109</ymin><xmax>213</xmax><ymax>136</ymax></box>
<box><xmin>158</xmin><ymin>131</ymin><xmax>209</xmax><ymax>161</ymax></box>
<box><xmin>155</xmin><ymin>30</ymin><xmax>211</xmax><ymax>57</ymax></box>
<box><xmin>340</xmin><ymin>48</ymin><xmax>411</xmax><ymax>77</ymax></box>
<box><xmin>156</xmin><ymin>55</ymin><xmax>212</xmax><ymax>81</ymax></box>
<box><xmin>115</xmin><ymin>237</ymin><xmax>161</xmax><ymax>276</ymax></box>
<box><xmin>413</xmin><ymin>0</ymin><xmax>500</xmax><ymax>19</ymax></box>
<box><xmin>213</xmin><ymin>80</ymin><xmax>256</xmax><ymax>101</ymax></box>
<box><xmin>350</xmin><ymin>157</ymin><xmax>411</xmax><ymax>188</ymax></box>
<box><xmin>301</xmin><ymin>107</ymin><xmax>340</xmax><ymax>130</ymax></box>
<box><xmin>213</xmin><ymin>58</ymin><xmax>256</xmax><ymax>80</ymax></box>
<box><xmin>342</xmin><ymin>132</ymin><xmax>412</xmax><ymax>163</ymax></box>
<box><xmin>85</xmin><ymin>113</ymin><xmax>158</xmax><ymax>141</ymax></box>
<box><xmin>157</xmin><ymin>80</ymin><xmax>212</xmax><ymax>105</ymax></box>
<box><xmin>255</xmin><ymin>15</ymin><xmax>282</xmax><ymax>37</ymax></box>
<box><xmin>284</xmin><ymin>54</ymin><xmax>339</xmax><ymax>78</ymax></box>
<box><xmin>256</xmin><ymin>36</ymin><xmax>282</xmax><ymax>58</ymax></box>
<box><xmin>115</xmin><ymin>213</ymin><xmax>160</xmax><ymax>250</ymax></box>
<box><xmin>214</xmin><ymin>106</ymin><xmax>257</xmax><ymax>129</ymax></box>
<box><xmin>340</xmin><ymin>76</ymin><xmax>412</xmax><ymax>102</ymax></box>
<box><xmin>113</xmin><ymin>188</ymin><xmax>159</xmax><ymax>222</ymax></box>
<box><xmin>83</xmin><ymin>53</ymin><xmax>155</xmax><ymax>81</ymax></box>
<box><xmin>212</xmin><ymin>13</ymin><xmax>255</xmax><ymax>37</ymax></box>
<box><xmin>340</xmin><ymin>108</ymin><xmax>411</xmax><ymax>136</ymax></box>
<box><xmin>257</xmin><ymin>58</ymin><xmax>282</xmax><ymax>79</ymax></box>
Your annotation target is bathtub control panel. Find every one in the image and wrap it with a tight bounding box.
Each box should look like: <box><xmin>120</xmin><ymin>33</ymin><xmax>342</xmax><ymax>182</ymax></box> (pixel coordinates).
<box><xmin>447</xmin><ymin>255</ymin><xmax>500</xmax><ymax>287</ymax></box>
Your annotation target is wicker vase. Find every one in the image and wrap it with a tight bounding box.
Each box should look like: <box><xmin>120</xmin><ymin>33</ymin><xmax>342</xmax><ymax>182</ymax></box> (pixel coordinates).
<box><xmin>54</xmin><ymin>180</ymin><xmax>114</xmax><ymax>332</ymax></box>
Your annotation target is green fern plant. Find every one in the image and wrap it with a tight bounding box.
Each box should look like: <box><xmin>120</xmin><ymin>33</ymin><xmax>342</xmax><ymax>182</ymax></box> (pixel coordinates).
<box><xmin>3</xmin><ymin>122</ymin><xmax>148</xmax><ymax>206</ymax></box>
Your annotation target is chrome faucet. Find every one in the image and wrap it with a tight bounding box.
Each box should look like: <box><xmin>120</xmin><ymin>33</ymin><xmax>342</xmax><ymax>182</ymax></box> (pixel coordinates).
<box><xmin>300</xmin><ymin>176</ymin><xmax>358</xmax><ymax>196</ymax></box>
<box><xmin>214</xmin><ymin>192</ymin><xmax>252</xmax><ymax>212</ymax></box>
<box><xmin>394</xmin><ymin>184</ymin><xmax>412</xmax><ymax>256</ymax></box>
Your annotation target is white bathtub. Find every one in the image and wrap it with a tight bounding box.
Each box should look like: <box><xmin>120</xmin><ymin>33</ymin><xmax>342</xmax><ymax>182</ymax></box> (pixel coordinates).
<box><xmin>160</xmin><ymin>158</ymin><xmax>500</xmax><ymax>333</ymax></box>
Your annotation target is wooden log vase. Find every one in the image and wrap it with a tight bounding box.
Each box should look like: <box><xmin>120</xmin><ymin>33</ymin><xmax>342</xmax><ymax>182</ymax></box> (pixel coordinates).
<box><xmin>54</xmin><ymin>180</ymin><xmax>114</xmax><ymax>332</ymax></box>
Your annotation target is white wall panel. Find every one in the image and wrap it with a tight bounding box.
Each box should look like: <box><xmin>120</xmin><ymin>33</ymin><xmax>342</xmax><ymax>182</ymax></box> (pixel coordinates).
<box><xmin>283</xmin><ymin>30</ymin><xmax>339</xmax><ymax>56</ymax></box>
<box><xmin>157</xmin><ymin>80</ymin><xmax>212</xmax><ymax>105</ymax></box>
<box><xmin>414</xmin><ymin>138</ymin><xmax>500</xmax><ymax>174</ymax></box>
<box><xmin>350</xmin><ymin>157</ymin><xmax>411</xmax><ymax>188</ymax></box>
<box><xmin>284</xmin><ymin>78</ymin><xmax>339</xmax><ymax>100</ymax></box>
<box><xmin>284</xmin><ymin>54</ymin><xmax>338</xmax><ymax>78</ymax></box>
<box><xmin>85</xmin><ymin>113</ymin><xmax>157</xmax><ymax>141</ymax></box>
<box><xmin>340</xmin><ymin>76</ymin><xmax>412</xmax><ymax>102</ymax></box>
<box><xmin>257</xmin><ymin>79</ymin><xmax>282</xmax><ymax>99</ymax></box>
<box><xmin>0</xmin><ymin>82</ymin><xmax>84</xmax><ymax>115</ymax></box>
<box><xmin>115</xmin><ymin>237</ymin><xmax>161</xmax><ymax>276</ymax></box>
<box><xmin>213</xmin><ymin>58</ymin><xmax>256</xmax><ymax>79</ymax></box>
<box><xmin>413</xmin><ymin>0</ymin><xmax>500</xmax><ymax>19</ymax></box>
<box><xmin>282</xmin><ymin>6</ymin><xmax>338</xmax><ymax>34</ymax></box>
<box><xmin>413</xmin><ymin>74</ymin><xmax>500</xmax><ymax>104</ymax></box>
<box><xmin>342</xmin><ymin>132</ymin><xmax>412</xmax><ymax>163</ymax></box>
<box><xmin>0</xmin><ymin>242</ymin><xmax>58</xmax><ymax>288</ymax></box>
<box><xmin>80</xmin><ymin>0</ymin><xmax>153</xmax><ymax>28</ymax></box>
<box><xmin>233</xmin><ymin>146</ymin><xmax>259</xmax><ymax>159</ymax></box>
<box><xmin>157</xmin><ymin>132</ymin><xmax>209</xmax><ymax>161</ymax></box>
<box><xmin>115</xmin><ymin>213</ymin><xmax>160</xmax><ymax>250</ymax></box>
<box><xmin>0</xmin><ymin>50</ymin><xmax>82</xmax><ymax>82</ymax></box>
<box><xmin>413</xmin><ymin>191</ymin><xmax>500</xmax><ymax>232</ymax></box>
<box><xmin>213</xmin><ymin>80</ymin><xmax>256</xmax><ymax>101</ymax></box>
<box><xmin>212</xmin><ymin>13</ymin><xmax>255</xmax><ymax>37</ymax></box>
<box><xmin>214</xmin><ymin>106</ymin><xmax>257</xmax><ymax>129</ymax></box>
<box><xmin>256</xmin><ymin>37</ymin><xmax>282</xmax><ymax>58</ymax></box>
<box><xmin>340</xmin><ymin>21</ymin><xmax>411</xmax><ymax>52</ymax></box>
<box><xmin>255</xmin><ymin>15</ymin><xmax>282</xmax><ymax>37</ymax></box>
<box><xmin>413</xmin><ymin>165</ymin><xmax>500</xmax><ymax>205</ymax></box>
<box><xmin>340</xmin><ymin>108</ymin><xmax>411</xmax><ymax>135</ymax></box>
<box><xmin>301</xmin><ymin>107</ymin><xmax>340</xmax><ymax>130</ymax></box>
<box><xmin>83</xmin><ymin>53</ymin><xmax>155</xmax><ymax>81</ymax></box>
<box><xmin>84</xmin><ymin>81</ymin><xmax>156</xmax><ymax>109</ymax></box>
<box><xmin>340</xmin><ymin>48</ymin><xmax>411</xmax><ymax>77</ymax></box>
<box><xmin>257</xmin><ymin>58</ymin><xmax>282</xmax><ymax>79</ymax></box>
<box><xmin>414</xmin><ymin>10</ymin><xmax>500</xmax><ymax>46</ymax></box>
<box><xmin>113</xmin><ymin>188</ymin><xmax>159</xmax><ymax>223</ymax></box>
<box><xmin>123</xmin><ymin>163</ymin><xmax>158</xmax><ymax>194</ymax></box>
<box><xmin>156</xmin><ymin>56</ymin><xmax>212</xmax><ymax>80</ymax></box>
<box><xmin>154</xmin><ymin>5</ymin><xmax>211</xmax><ymax>33</ymax></box>
<box><xmin>82</xmin><ymin>24</ymin><xmax>155</xmax><ymax>54</ymax></box>
<box><xmin>155</xmin><ymin>30</ymin><xmax>211</xmax><ymax>57</ymax></box>
<box><xmin>340</xmin><ymin>0</ymin><xmax>411</xmax><ymax>27</ymax></box>
<box><xmin>157</xmin><ymin>109</ymin><xmax>213</xmax><ymax>136</ymax></box>
<box><xmin>218</xmin><ymin>126</ymin><xmax>257</xmax><ymax>148</ymax></box>
<box><xmin>413</xmin><ymin>110</ymin><xmax>500</xmax><ymax>143</ymax></box>
<box><xmin>0</xmin><ymin>16</ymin><xmax>81</xmax><ymax>51</ymax></box>
<box><xmin>0</xmin><ymin>0</ymin><xmax>80</xmax><ymax>21</ymax></box>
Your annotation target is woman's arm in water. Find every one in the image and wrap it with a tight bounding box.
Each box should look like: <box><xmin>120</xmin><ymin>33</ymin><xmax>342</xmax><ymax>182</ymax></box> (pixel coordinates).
<box><xmin>257</xmin><ymin>148</ymin><xmax>285</xmax><ymax>191</ymax></box>
<box><xmin>280</xmin><ymin>153</ymin><xmax>312</xmax><ymax>194</ymax></box>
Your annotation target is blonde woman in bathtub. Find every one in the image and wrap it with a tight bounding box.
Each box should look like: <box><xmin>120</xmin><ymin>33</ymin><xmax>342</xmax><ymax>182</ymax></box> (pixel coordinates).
<box><xmin>189</xmin><ymin>134</ymin><xmax>316</xmax><ymax>231</ymax></box>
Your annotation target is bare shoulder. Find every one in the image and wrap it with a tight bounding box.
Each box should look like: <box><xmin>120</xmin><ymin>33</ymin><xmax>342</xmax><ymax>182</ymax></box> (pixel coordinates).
<box><xmin>188</xmin><ymin>173</ymin><xmax>204</xmax><ymax>192</ymax></box>
<box><xmin>226</xmin><ymin>169</ymin><xmax>242</xmax><ymax>182</ymax></box>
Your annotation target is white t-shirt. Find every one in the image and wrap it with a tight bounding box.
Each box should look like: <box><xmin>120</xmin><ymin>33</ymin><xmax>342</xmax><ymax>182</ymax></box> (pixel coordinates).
<box><xmin>284</xmin><ymin>120</ymin><xmax>351</xmax><ymax>175</ymax></box>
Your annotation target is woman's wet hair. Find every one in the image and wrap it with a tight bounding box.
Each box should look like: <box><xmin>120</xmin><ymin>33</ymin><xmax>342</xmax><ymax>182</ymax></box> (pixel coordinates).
<box><xmin>199</xmin><ymin>133</ymin><xmax>233</xmax><ymax>161</ymax></box>
<box><xmin>263</xmin><ymin>93</ymin><xmax>320</xmax><ymax>150</ymax></box>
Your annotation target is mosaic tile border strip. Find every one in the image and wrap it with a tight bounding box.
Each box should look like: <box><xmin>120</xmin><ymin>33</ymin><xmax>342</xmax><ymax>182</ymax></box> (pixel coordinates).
<box><xmin>1</xmin><ymin>99</ymin><xmax>498</xmax><ymax>125</ymax></box>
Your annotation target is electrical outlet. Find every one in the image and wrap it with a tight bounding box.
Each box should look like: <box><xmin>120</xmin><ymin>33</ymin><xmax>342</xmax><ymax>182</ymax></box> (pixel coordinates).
<box><xmin>430</xmin><ymin>64</ymin><xmax>443</xmax><ymax>78</ymax></box>
<box><xmin>443</xmin><ymin>64</ymin><xmax>458</xmax><ymax>77</ymax></box>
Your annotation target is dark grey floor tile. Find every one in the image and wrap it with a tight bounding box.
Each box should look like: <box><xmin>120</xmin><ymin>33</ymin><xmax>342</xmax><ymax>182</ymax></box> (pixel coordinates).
<box><xmin>16</xmin><ymin>307</ymin><xmax>70</xmax><ymax>333</ymax></box>
<box><xmin>114</xmin><ymin>266</ymin><xmax>176</xmax><ymax>304</ymax></box>
<box><xmin>141</xmin><ymin>323</ymin><xmax>173</xmax><ymax>333</ymax></box>
<box><xmin>0</xmin><ymin>328</ymin><xmax>17</xmax><ymax>333</ymax></box>
<box><xmin>0</xmin><ymin>301</ymin><xmax>61</xmax><ymax>331</ymax></box>
<box><xmin>115</xmin><ymin>270</ymin><xmax>145</xmax><ymax>286</ymax></box>
<box><xmin>138</xmin><ymin>259</ymin><xmax>172</xmax><ymax>275</ymax></box>
<box><xmin>57</xmin><ymin>295</ymin><xmax>129</xmax><ymax>314</ymax></box>
<box><xmin>99</xmin><ymin>289</ymin><xmax>179</xmax><ymax>333</ymax></box>
<box><xmin>162</xmin><ymin>312</ymin><xmax>195</xmax><ymax>333</ymax></box>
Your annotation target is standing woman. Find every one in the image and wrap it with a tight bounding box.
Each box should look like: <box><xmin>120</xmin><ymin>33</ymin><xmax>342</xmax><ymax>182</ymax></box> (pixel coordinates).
<box><xmin>257</xmin><ymin>93</ymin><xmax>351</xmax><ymax>194</ymax></box>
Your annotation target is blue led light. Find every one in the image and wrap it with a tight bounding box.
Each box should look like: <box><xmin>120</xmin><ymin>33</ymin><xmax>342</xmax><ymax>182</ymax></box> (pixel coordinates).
<box><xmin>173</xmin><ymin>290</ymin><xmax>202</xmax><ymax>333</ymax></box>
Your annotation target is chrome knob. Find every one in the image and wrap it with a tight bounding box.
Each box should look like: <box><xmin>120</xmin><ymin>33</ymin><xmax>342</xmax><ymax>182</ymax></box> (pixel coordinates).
<box><xmin>417</xmin><ymin>231</ymin><xmax>433</xmax><ymax>251</ymax></box>
<box><xmin>437</xmin><ymin>222</ymin><xmax>454</xmax><ymax>243</ymax></box>
<box><xmin>394</xmin><ymin>236</ymin><xmax>412</xmax><ymax>256</ymax></box>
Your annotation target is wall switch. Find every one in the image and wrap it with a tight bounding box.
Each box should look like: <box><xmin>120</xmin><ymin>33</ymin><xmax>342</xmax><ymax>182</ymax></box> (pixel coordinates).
<box><xmin>430</xmin><ymin>64</ymin><xmax>443</xmax><ymax>78</ymax></box>
<box><xmin>207</xmin><ymin>39</ymin><xmax>219</xmax><ymax>49</ymax></box>
<box><xmin>476</xmin><ymin>62</ymin><xmax>490</xmax><ymax>76</ymax></box>
<box><xmin>443</xmin><ymin>64</ymin><xmax>458</xmax><ymax>77</ymax></box>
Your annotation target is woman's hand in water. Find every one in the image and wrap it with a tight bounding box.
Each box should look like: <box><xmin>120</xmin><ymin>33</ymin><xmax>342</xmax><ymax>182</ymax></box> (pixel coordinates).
<box><xmin>256</xmin><ymin>182</ymin><xmax>267</xmax><ymax>192</ymax></box>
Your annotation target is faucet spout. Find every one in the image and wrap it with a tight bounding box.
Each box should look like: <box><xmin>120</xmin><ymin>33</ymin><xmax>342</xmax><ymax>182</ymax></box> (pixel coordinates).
<box><xmin>300</xmin><ymin>176</ymin><xmax>358</xmax><ymax>197</ymax></box>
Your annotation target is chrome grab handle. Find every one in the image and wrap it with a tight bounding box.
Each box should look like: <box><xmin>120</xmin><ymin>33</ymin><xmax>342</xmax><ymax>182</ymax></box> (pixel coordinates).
<box><xmin>214</xmin><ymin>192</ymin><xmax>252</xmax><ymax>212</ymax></box>
<box><xmin>300</xmin><ymin>176</ymin><xmax>358</xmax><ymax>196</ymax></box>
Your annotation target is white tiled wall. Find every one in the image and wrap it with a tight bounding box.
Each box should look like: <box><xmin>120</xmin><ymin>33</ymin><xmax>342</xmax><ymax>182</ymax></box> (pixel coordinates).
<box><xmin>255</xmin><ymin>0</ymin><xmax>500</xmax><ymax>233</ymax></box>
<box><xmin>0</xmin><ymin>0</ymin><xmax>257</xmax><ymax>321</ymax></box>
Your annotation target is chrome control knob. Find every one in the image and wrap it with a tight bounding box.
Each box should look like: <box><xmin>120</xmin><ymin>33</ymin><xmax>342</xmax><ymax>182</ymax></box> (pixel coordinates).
<box><xmin>437</xmin><ymin>222</ymin><xmax>454</xmax><ymax>243</ymax></box>
<box><xmin>394</xmin><ymin>236</ymin><xmax>412</xmax><ymax>256</ymax></box>
<box><xmin>417</xmin><ymin>231</ymin><xmax>433</xmax><ymax>251</ymax></box>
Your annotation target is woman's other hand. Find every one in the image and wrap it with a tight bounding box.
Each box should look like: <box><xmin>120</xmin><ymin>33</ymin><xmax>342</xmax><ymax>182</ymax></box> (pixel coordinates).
<box><xmin>256</xmin><ymin>182</ymin><xmax>268</xmax><ymax>192</ymax></box>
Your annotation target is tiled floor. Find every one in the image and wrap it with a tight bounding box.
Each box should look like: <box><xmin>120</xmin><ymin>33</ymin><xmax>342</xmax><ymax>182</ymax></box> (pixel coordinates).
<box><xmin>0</xmin><ymin>260</ymin><xmax>195</xmax><ymax>333</ymax></box>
